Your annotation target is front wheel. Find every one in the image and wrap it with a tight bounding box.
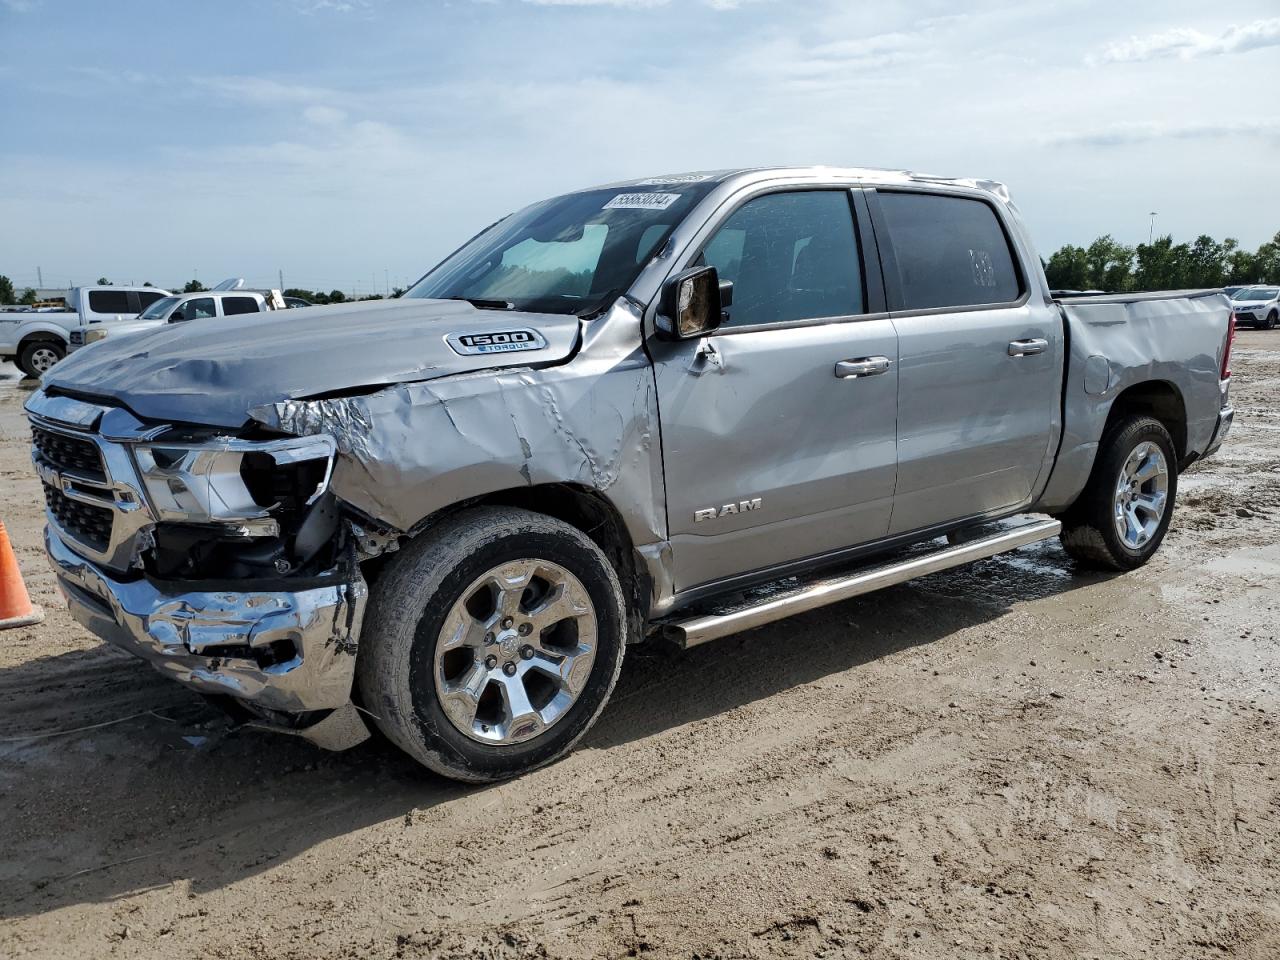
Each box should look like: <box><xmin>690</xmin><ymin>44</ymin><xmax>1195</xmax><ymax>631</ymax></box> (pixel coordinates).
<box><xmin>18</xmin><ymin>340</ymin><xmax>65</xmax><ymax>378</ymax></box>
<box><xmin>1057</xmin><ymin>415</ymin><xmax>1177</xmax><ymax>571</ymax></box>
<box><xmin>357</xmin><ymin>507</ymin><xmax>626</xmax><ymax>782</ymax></box>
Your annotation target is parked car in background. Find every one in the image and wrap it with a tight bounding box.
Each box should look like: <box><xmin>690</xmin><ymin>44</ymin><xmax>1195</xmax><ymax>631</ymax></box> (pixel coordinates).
<box><xmin>0</xmin><ymin>285</ymin><xmax>170</xmax><ymax>377</ymax></box>
<box><xmin>1223</xmin><ymin>285</ymin><xmax>1246</xmax><ymax>298</ymax></box>
<box><xmin>27</xmin><ymin>166</ymin><xmax>1234</xmax><ymax>783</ymax></box>
<box><xmin>284</xmin><ymin>296</ymin><xmax>313</xmax><ymax>309</ymax></box>
<box><xmin>1229</xmin><ymin>286</ymin><xmax>1280</xmax><ymax>329</ymax></box>
<box><xmin>68</xmin><ymin>290</ymin><xmax>285</xmax><ymax>352</ymax></box>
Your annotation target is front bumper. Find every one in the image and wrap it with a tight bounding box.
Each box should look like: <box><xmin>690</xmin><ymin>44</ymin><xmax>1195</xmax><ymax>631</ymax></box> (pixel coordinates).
<box><xmin>46</xmin><ymin>526</ymin><xmax>368</xmax><ymax>718</ymax></box>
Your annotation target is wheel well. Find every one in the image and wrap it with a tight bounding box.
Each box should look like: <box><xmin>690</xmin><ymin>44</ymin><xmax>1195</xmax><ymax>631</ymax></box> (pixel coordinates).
<box><xmin>1105</xmin><ymin>381</ymin><xmax>1188</xmax><ymax>464</ymax></box>
<box><xmin>18</xmin><ymin>332</ymin><xmax>65</xmax><ymax>351</ymax></box>
<box><xmin>396</xmin><ymin>484</ymin><xmax>649</xmax><ymax>641</ymax></box>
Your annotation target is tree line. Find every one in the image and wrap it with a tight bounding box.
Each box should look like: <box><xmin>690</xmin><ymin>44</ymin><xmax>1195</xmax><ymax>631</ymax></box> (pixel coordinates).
<box><xmin>281</xmin><ymin>286</ymin><xmax>406</xmax><ymax>305</ymax></box>
<box><xmin>1044</xmin><ymin>231</ymin><xmax>1280</xmax><ymax>293</ymax></box>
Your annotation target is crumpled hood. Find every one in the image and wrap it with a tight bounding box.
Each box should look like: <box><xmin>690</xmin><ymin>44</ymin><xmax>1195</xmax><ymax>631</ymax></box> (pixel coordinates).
<box><xmin>43</xmin><ymin>298</ymin><xmax>583</xmax><ymax>427</ymax></box>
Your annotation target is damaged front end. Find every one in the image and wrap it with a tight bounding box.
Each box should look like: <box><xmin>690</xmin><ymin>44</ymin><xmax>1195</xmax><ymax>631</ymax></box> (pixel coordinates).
<box><xmin>26</xmin><ymin>390</ymin><xmax>376</xmax><ymax>750</ymax></box>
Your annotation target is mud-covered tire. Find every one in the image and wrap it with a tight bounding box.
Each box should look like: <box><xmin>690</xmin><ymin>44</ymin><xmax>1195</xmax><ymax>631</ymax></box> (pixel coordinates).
<box><xmin>356</xmin><ymin>507</ymin><xmax>626</xmax><ymax>782</ymax></box>
<box><xmin>17</xmin><ymin>339</ymin><xmax>64</xmax><ymax>379</ymax></box>
<box><xmin>1057</xmin><ymin>415</ymin><xmax>1178</xmax><ymax>572</ymax></box>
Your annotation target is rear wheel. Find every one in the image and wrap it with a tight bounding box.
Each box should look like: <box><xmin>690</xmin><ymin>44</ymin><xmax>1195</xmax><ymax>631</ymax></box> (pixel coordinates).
<box><xmin>356</xmin><ymin>507</ymin><xmax>626</xmax><ymax>782</ymax></box>
<box><xmin>18</xmin><ymin>340</ymin><xmax>64</xmax><ymax>378</ymax></box>
<box><xmin>1057</xmin><ymin>415</ymin><xmax>1177</xmax><ymax>571</ymax></box>
<box><xmin>1265</xmin><ymin>310</ymin><xmax>1278</xmax><ymax>331</ymax></box>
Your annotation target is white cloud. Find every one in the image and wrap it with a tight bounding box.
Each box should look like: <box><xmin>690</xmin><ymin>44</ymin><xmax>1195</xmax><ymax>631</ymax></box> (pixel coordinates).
<box><xmin>1091</xmin><ymin>17</ymin><xmax>1280</xmax><ymax>64</ymax></box>
<box><xmin>512</xmin><ymin>0</ymin><xmax>766</xmax><ymax>7</ymax></box>
<box><xmin>1045</xmin><ymin>119</ymin><xmax>1280</xmax><ymax>147</ymax></box>
<box><xmin>291</xmin><ymin>0</ymin><xmax>377</xmax><ymax>13</ymax></box>
<box><xmin>302</xmin><ymin>104</ymin><xmax>349</xmax><ymax>126</ymax></box>
<box><xmin>519</xmin><ymin>0</ymin><xmax>669</xmax><ymax>5</ymax></box>
<box><xmin>194</xmin><ymin>75</ymin><xmax>346</xmax><ymax>107</ymax></box>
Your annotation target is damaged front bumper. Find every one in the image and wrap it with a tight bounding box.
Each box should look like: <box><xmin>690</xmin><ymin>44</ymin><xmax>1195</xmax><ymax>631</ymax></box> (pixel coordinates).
<box><xmin>46</xmin><ymin>526</ymin><xmax>372</xmax><ymax>749</ymax></box>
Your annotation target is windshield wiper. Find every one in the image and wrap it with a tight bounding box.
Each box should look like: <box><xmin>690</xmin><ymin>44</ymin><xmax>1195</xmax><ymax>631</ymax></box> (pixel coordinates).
<box><xmin>444</xmin><ymin>296</ymin><xmax>514</xmax><ymax>311</ymax></box>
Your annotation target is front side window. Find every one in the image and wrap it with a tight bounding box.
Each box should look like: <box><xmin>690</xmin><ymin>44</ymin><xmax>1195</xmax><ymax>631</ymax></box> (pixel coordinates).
<box><xmin>407</xmin><ymin>183</ymin><xmax>719</xmax><ymax>317</ymax></box>
<box><xmin>138</xmin><ymin>296</ymin><xmax>181</xmax><ymax>320</ymax></box>
<box><xmin>175</xmin><ymin>297</ymin><xmax>216</xmax><ymax>322</ymax></box>
<box><xmin>221</xmin><ymin>296</ymin><xmax>260</xmax><ymax>316</ymax></box>
<box><xmin>696</xmin><ymin>190</ymin><xmax>864</xmax><ymax>328</ymax></box>
<box><xmin>876</xmin><ymin>191</ymin><xmax>1022</xmax><ymax>311</ymax></box>
<box><xmin>87</xmin><ymin>290</ymin><xmax>130</xmax><ymax>314</ymax></box>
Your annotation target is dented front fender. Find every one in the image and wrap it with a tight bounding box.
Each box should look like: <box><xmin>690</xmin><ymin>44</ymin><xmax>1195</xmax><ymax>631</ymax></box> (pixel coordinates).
<box><xmin>249</xmin><ymin>299</ymin><xmax>669</xmax><ymax>560</ymax></box>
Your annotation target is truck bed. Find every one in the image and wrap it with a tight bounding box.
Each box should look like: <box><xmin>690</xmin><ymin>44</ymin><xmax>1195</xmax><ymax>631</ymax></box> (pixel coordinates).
<box><xmin>1035</xmin><ymin>287</ymin><xmax>1231</xmax><ymax>514</ymax></box>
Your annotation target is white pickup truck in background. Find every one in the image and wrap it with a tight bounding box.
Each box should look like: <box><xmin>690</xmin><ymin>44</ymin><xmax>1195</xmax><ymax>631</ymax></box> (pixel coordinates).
<box><xmin>0</xmin><ymin>285</ymin><xmax>171</xmax><ymax>377</ymax></box>
<box><xmin>68</xmin><ymin>289</ymin><xmax>286</xmax><ymax>354</ymax></box>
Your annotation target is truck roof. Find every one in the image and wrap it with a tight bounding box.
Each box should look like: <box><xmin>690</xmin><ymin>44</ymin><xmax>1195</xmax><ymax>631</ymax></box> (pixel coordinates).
<box><xmin>588</xmin><ymin>166</ymin><xmax>1012</xmax><ymax>202</ymax></box>
<box><xmin>161</xmin><ymin>290</ymin><xmax>266</xmax><ymax>302</ymax></box>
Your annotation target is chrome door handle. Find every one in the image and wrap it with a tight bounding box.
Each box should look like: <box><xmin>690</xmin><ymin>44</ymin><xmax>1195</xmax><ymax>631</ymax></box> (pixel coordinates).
<box><xmin>1008</xmin><ymin>338</ymin><xmax>1048</xmax><ymax>357</ymax></box>
<box><xmin>834</xmin><ymin>356</ymin><xmax>892</xmax><ymax>379</ymax></box>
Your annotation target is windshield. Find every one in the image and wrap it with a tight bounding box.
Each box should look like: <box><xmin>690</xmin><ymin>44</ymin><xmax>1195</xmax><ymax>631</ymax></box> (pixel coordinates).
<box><xmin>1233</xmin><ymin>288</ymin><xmax>1278</xmax><ymax>301</ymax></box>
<box><xmin>137</xmin><ymin>296</ymin><xmax>181</xmax><ymax>319</ymax></box>
<box><xmin>406</xmin><ymin>183</ymin><xmax>718</xmax><ymax>316</ymax></box>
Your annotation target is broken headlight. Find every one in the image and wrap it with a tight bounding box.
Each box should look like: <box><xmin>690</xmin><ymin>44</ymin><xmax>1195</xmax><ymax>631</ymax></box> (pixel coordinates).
<box><xmin>131</xmin><ymin>435</ymin><xmax>336</xmax><ymax>533</ymax></box>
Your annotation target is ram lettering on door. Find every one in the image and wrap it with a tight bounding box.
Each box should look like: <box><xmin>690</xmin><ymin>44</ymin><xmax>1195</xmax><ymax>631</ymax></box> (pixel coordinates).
<box><xmin>694</xmin><ymin>498</ymin><xmax>763</xmax><ymax>523</ymax></box>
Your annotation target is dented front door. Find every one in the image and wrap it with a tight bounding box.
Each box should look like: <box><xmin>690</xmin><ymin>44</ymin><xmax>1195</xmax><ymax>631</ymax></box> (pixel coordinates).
<box><xmin>650</xmin><ymin>188</ymin><xmax>898</xmax><ymax>594</ymax></box>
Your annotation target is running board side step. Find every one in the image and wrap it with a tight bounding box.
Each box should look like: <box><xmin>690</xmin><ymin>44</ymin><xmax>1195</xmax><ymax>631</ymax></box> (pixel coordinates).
<box><xmin>662</xmin><ymin>518</ymin><xmax>1062</xmax><ymax>649</ymax></box>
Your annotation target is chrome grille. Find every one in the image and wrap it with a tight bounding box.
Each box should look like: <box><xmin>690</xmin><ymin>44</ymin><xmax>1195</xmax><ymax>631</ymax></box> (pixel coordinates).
<box><xmin>31</xmin><ymin>425</ymin><xmax>106</xmax><ymax>481</ymax></box>
<box><xmin>43</xmin><ymin>484</ymin><xmax>113</xmax><ymax>552</ymax></box>
<box><xmin>26</xmin><ymin>392</ymin><xmax>160</xmax><ymax>572</ymax></box>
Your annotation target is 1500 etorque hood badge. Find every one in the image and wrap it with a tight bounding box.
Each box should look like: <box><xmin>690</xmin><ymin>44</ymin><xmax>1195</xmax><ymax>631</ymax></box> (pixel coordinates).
<box><xmin>446</xmin><ymin>328</ymin><xmax>548</xmax><ymax>356</ymax></box>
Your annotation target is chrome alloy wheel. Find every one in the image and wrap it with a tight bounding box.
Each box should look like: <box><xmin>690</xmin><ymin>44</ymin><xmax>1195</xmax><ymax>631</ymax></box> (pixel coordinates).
<box><xmin>1112</xmin><ymin>440</ymin><xmax>1169</xmax><ymax>550</ymax></box>
<box><xmin>434</xmin><ymin>559</ymin><xmax>597</xmax><ymax>745</ymax></box>
<box><xmin>29</xmin><ymin>346</ymin><xmax>61</xmax><ymax>374</ymax></box>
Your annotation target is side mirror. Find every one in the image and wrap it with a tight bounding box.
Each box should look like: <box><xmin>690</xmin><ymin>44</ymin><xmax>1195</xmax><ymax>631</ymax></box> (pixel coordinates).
<box><xmin>656</xmin><ymin>266</ymin><xmax>723</xmax><ymax>340</ymax></box>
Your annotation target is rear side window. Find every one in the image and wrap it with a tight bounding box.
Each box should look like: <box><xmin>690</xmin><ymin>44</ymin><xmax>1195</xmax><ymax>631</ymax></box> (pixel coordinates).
<box><xmin>697</xmin><ymin>190</ymin><xmax>864</xmax><ymax>328</ymax></box>
<box><xmin>877</xmin><ymin>191</ymin><xmax>1022</xmax><ymax>311</ymax></box>
<box><xmin>221</xmin><ymin>296</ymin><xmax>260</xmax><ymax>316</ymax></box>
<box><xmin>87</xmin><ymin>290</ymin><xmax>130</xmax><ymax>314</ymax></box>
<box><xmin>137</xmin><ymin>291</ymin><xmax>166</xmax><ymax>309</ymax></box>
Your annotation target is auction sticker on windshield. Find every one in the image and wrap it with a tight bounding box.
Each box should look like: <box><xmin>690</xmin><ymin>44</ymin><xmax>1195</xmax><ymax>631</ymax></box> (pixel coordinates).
<box><xmin>636</xmin><ymin>175</ymin><xmax>712</xmax><ymax>185</ymax></box>
<box><xmin>604</xmin><ymin>193</ymin><xmax>681</xmax><ymax>211</ymax></box>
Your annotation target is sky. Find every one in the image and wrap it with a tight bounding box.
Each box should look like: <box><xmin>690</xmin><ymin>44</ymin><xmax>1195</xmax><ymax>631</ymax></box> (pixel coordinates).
<box><xmin>0</xmin><ymin>0</ymin><xmax>1277</xmax><ymax>294</ymax></box>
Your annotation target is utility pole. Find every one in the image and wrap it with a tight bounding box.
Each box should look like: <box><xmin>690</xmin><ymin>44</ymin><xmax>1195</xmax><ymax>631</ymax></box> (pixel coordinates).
<box><xmin>278</xmin><ymin>268</ymin><xmax>284</xmax><ymax>291</ymax></box>
<box><xmin>37</xmin><ymin>266</ymin><xmax>43</xmax><ymax>288</ymax></box>
<box><xmin>1148</xmin><ymin>212</ymin><xmax>1158</xmax><ymax>245</ymax></box>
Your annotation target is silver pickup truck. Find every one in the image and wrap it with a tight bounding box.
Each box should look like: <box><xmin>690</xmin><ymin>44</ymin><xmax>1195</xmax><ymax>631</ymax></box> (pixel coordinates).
<box><xmin>25</xmin><ymin>167</ymin><xmax>1234</xmax><ymax>782</ymax></box>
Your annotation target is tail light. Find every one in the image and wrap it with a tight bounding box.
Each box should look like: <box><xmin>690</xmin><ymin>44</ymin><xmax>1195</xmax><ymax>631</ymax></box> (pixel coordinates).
<box><xmin>1222</xmin><ymin>314</ymin><xmax>1235</xmax><ymax>380</ymax></box>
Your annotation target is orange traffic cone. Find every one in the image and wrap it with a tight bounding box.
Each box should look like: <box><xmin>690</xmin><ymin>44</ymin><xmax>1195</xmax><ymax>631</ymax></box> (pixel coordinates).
<box><xmin>0</xmin><ymin>519</ymin><xmax>44</xmax><ymax>631</ymax></box>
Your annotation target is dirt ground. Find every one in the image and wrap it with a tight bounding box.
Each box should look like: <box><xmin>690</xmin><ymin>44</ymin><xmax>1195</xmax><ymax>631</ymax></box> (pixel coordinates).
<box><xmin>1</xmin><ymin>333</ymin><xmax>1277</xmax><ymax>960</ymax></box>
